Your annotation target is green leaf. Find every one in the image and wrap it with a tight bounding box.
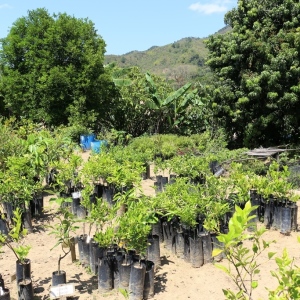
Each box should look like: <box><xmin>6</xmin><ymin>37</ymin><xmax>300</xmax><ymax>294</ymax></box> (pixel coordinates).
<box><xmin>252</xmin><ymin>243</ymin><xmax>258</xmax><ymax>253</ymax></box>
<box><xmin>214</xmin><ymin>263</ymin><xmax>230</xmax><ymax>275</ymax></box>
<box><xmin>251</xmin><ymin>280</ymin><xmax>258</xmax><ymax>289</ymax></box>
<box><xmin>268</xmin><ymin>252</ymin><xmax>276</xmax><ymax>259</ymax></box>
<box><xmin>212</xmin><ymin>248</ymin><xmax>224</xmax><ymax>257</ymax></box>
<box><xmin>162</xmin><ymin>83</ymin><xmax>192</xmax><ymax>106</ymax></box>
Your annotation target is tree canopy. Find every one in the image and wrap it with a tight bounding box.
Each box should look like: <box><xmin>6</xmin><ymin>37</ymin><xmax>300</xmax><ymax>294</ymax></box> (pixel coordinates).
<box><xmin>0</xmin><ymin>8</ymin><xmax>118</xmax><ymax>129</ymax></box>
<box><xmin>206</xmin><ymin>0</ymin><xmax>300</xmax><ymax>148</ymax></box>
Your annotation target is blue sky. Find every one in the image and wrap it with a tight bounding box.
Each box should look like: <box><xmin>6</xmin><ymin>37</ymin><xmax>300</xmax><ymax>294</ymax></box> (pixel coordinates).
<box><xmin>0</xmin><ymin>0</ymin><xmax>237</xmax><ymax>55</ymax></box>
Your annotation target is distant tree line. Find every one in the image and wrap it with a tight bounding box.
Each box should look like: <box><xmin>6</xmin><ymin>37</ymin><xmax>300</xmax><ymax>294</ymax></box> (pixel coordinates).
<box><xmin>1</xmin><ymin>1</ymin><xmax>300</xmax><ymax>148</ymax></box>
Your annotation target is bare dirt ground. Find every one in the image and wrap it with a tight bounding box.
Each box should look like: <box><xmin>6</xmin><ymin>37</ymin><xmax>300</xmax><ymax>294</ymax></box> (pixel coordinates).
<box><xmin>1</xmin><ymin>150</ymin><xmax>300</xmax><ymax>300</ymax></box>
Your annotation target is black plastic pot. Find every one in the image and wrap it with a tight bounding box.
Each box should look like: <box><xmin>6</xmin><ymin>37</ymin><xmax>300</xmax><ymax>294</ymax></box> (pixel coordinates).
<box><xmin>3</xmin><ymin>202</ymin><xmax>14</xmax><ymax>225</ymax></box>
<box><xmin>89</xmin><ymin>194</ymin><xmax>96</xmax><ymax>207</ymax></box>
<box><xmin>65</xmin><ymin>180</ymin><xmax>73</xmax><ymax>195</ymax></box>
<box><xmin>151</xmin><ymin>220</ymin><xmax>163</xmax><ymax>242</ymax></box>
<box><xmin>94</xmin><ymin>184</ymin><xmax>104</xmax><ymax>198</ymax></box>
<box><xmin>162</xmin><ymin>221</ymin><xmax>175</xmax><ymax>252</ymax></box>
<box><xmin>141</xmin><ymin>164</ymin><xmax>147</xmax><ymax>180</ymax></box>
<box><xmin>209</xmin><ymin>160</ymin><xmax>219</xmax><ymax>174</ymax></box>
<box><xmin>98</xmin><ymin>257</ymin><xmax>113</xmax><ymax>292</ymax></box>
<box><xmin>30</xmin><ymin>195</ymin><xmax>44</xmax><ymax>217</ymax></box>
<box><xmin>147</xmin><ymin>235</ymin><xmax>160</xmax><ymax>270</ymax></box>
<box><xmin>89</xmin><ymin>239</ymin><xmax>97</xmax><ymax>275</ymax></box>
<box><xmin>17</xmin><ymin>278</ymin><xmax>34</xmax><ymax>300</ymax></box>
<box><xmin>154</xmin><ymin>182</ymin><xmax>162</xmax><ymax>194</ymax></box>
<box><xmin>272</xmin><ymin>200</ymin><xmax>282</xmax><ymax>230</ymax></box>
<box><xmin>200</xmin><ymin>232</ymin><xmax>212</xmax><ymax>264</ymax></box>
<box><xmin>169</xmin><ymin>174</ymin><xmax>177</xmax><ymax>185</ymax></box>
<box><xmin>146</xmin><ymin>164</ymin><xmax>151</xmax><ymax>180</ymax></box>
<box><xmin>143</xmin><ymin>261</ymin><xmax>155</xmax><ymax>300</ymax></box>
<box><xmin>155</xmin><ymin>175</ymin><xmax>168</xmax><ymax>193</ymax></box>
<box><xmin>89</xmin><ymin>240</ymin><xmax>105</xmax><ymax>275</ymax></box>
<box><xmin>175</xmin><ymin>231</ymin><xmax>185</xmax><ymax>259</ymax></box>
<box><xmin>248</xmin><ymin>189</ymin><xmax>260</xmax><ymax>231</ymax></box>
<box><xmin>290</xmin><ymin>202</ymin><xmax>298</xmax><ymax>231</ymax></box>
<box><xmin>52</xmin><ymin>271</ymin><xmax>66</xmax><ymax>286</ymax></box>
<box><xmin>113</xmin><ymin>251</ymin><xmax>124</xmax><ymax>289</ymax></box>
<box><xmin>119</xmin><ymin>260</ymin><xmax>132</xmax><ymax>290</ymax></box>
<box><xmin>16</xmin><ymin>259</ymin><xmax>31</xmax><ymax>282</ymax></box>
<box><xmin>21</xmin><ymin>209</ymin><xmax>33</xmax><ymax>234</ymax></box>
<box><xmin>161</xmin><ymin>176</ymin><xmax>168</xmax><ymax>191</ymax></box>
<box><xmin>250</xmin><ymin>189</ymin><xmax>260</xmax><ymax>207</ymax></box>
<box><xmin>129</xmin><ymin>262</ymin><xmax>146</xmax><ymax>300</ymax></box>
<box><xmin>183</xmin><ymin>233</ymin><xmax>190</xmax><ymax>262</ymax></box>
<box><xmin>76</xmin><ymin>205</ymin><xmax>87</xmax><ymax>219</ymax></box>
<box><xmin>102</xmin><ymin>186</ymin><xmax>114</xmax><ymax>207</ymax></box>
<box><xmin>71</xmin><ymin>197</ymin><xmax>81</xmax><ymax>216</ymax></box>
<box><xmin>0</xmin><ymin>288</ymin><xmax>10</xmax><ymax>300</ymax></box>
<box><xmin>264</xmin><ymin>199</ymin><xmax>274</xmax><ymax>229</ymax></box>
<box><xmin>0</xmin><ymin>218</ymin><xmax>8</xmax><ymax>235</ymax></box>
<box><xmin>156</xmin><ymin>175</ymin><xmax>162</xmax><ymax>184</ymax></box>
<box><xmin>155</xmin><ymin>175</ymin><xmax>163</xmax><ymax>193</ymax></box>
<box><xmin>77</xmin><ymin>235</ymin><xmax>90</xmax><ymax>266</ymax></box>
<box><xmin>46</xmin><ymin>168</ymin><xmax>58</xmax><ymax>186</ymax></box>
<box><xmin>0</xmin><ymin>274</ymin><xmax>10</xmax><ymax>300</ymax></box>
<box><xmin>189</xmin><ymin>236</ymin><xmax>204</xmax><ymax>268</ymax></box>
<box><xmin>280</xmin><ymin>206</ymin><xmax>292</xmax><ymax>235</ymax></box>
<box><xmin>82</xmin><ymin>236</ymin><xmax>91</xmax><ymax>267</ymax></box>
<box><xmin>258</xmin><ymin>195</ymin><xmax>265</xmax><ymax>222</ymax></box>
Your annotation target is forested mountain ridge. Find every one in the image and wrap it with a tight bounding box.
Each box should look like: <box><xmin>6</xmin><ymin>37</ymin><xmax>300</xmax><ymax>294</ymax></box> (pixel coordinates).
<box><xmin>104</xmin><ymin>25</ymin><xmax>231</xmax><ymax>85</ymax></box>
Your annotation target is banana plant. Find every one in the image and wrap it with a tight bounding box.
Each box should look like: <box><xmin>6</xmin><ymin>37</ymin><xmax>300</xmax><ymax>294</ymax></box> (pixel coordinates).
<box><xmin>145</xmin><ymin>72</ymin><xmax>193</xmax><ymax>133</ymax></box>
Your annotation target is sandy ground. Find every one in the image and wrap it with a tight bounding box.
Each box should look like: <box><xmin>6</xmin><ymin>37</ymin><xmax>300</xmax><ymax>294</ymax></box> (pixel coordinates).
<box><xmin>1</xmin><ymin>151</ymin><xmax>300</xmax><ymax>300</ymax></box>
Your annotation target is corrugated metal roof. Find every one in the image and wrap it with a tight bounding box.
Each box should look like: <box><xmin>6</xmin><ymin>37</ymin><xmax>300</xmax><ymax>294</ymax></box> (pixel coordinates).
<box><xmin>246</xmin><ymin>148</ymin><xmax>287</xmax><ymax>157</ymax></box>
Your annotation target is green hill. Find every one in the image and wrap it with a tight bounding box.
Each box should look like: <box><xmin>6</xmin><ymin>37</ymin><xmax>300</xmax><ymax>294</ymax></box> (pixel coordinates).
<box><xmin>104</xmin><ymin>26</ymin><xmax>231</xmax><ymax>86</ymax></box>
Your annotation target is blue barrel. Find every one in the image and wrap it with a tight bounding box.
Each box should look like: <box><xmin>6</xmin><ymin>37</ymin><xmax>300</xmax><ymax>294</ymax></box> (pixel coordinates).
<box><xmin>80</xmin><ymin>134</ymin><xmax>95</xmax><ymax>150</ymax></box>
<box><xmin>91</xmin><ymin>140</ymin><xmax>108</xmax><ymax>153</ymax></box>
<box><xmin>91</xmin><ymin>140</ymin><xmax>101</xmax><ymax>153</ymax></box>
<box><xmin>87</xmin><ymin>134</ymin><xmax>95</xmax><ymax>148</ymax></box>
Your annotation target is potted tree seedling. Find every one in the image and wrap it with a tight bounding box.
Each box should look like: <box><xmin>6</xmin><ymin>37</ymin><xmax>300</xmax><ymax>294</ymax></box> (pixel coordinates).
<box><xmin>94</xmin><ymin>224</ymin><xmax>117</xmax><ymax>292</ymax></box>
<box><xmin>116</xmin><ymin>196</ymin><xmax>157</xmax><ymax>299</ymax></box>
<box><xmin>77</xmin><ymin>185</ymin><xmax>116</xmax><ymax>270</ymax></box>
<box><xmin>0</xmin><ymin>208</ymin><xmax>33</xmax><ymax>300</ymax></box>
<box><xmin>48</xmin><ymin>208</ymin><xmax>79</xmax><ymax>286</ymax></box>
<box><xmin>1</xmin><ymin>155</ymin><xmax>39</xmax><ymax>232</ymax></box>
<box><xmin>51</xmin><ymin>153</ymin><xmax>84</xmax><ymax>216</ymax></box>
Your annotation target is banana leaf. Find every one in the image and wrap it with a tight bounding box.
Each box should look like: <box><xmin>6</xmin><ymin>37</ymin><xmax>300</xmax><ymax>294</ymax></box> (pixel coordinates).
<box><xmin>162</xmin><ymin>83</ymin><xmax>192</xmax><ymax>106</ymax></box>
<box><xmin>145</xmin><ymin>72</ymin><xmax>162</xmax><ymax>108</ymax></box>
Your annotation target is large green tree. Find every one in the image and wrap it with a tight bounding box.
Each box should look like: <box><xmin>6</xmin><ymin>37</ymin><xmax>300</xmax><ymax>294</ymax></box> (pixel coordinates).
<box><xmin>206</xmin><ymin>0</ymin><xmax>300</xmax><ymax>147</ymax></box>
<box><xmin>0</xmin><ymin>8</ymin><xmax>118</xmax><ymax>129</ymax></box>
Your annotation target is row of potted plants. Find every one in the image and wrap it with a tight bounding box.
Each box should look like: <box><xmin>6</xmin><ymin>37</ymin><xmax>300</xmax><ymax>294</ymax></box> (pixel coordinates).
<box><xmin>0</xmin><ymin>123</ymin><xmax>299</xmax><ymax>299</ymax></box>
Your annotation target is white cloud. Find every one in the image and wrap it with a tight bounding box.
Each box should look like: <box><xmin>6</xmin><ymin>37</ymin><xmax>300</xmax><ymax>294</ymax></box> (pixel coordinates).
<box><xmin>0</xmin><ymin>3</ymin><xmax>12</xmax><ymax>9</ymax></box>
<box><xmin>189</xmin><ymin>1</ymin><xmax>232</xmax><ymax>15</ymax></box>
